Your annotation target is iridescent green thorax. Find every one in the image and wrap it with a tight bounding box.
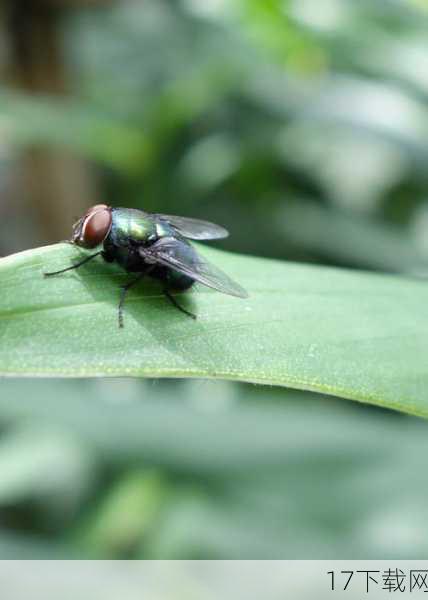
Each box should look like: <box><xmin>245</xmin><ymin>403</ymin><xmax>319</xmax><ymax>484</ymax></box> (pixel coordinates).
<box><xmin>104</xmin><ymin>207</ymin><xmax>188</xmax><ymax>275</ymax></box>
<box><xmin>155</xmin><ymin>219</ymin><xmax>176</xmax><ymax>239</ymax></box>
<box><xmin>109</xmin><ymin>208</ymin><xmax>158</xmax><ymax>246</ymax></box>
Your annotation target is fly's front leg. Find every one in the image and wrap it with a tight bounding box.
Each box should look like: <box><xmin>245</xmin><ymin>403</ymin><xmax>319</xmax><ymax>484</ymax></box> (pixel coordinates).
<box><xmin>118</xmin><ymin>273</ymin><xmax>145</xmax><ymax>329</ymax></box>
<box><xmin>118</xmin><ymin>265</ymin><xmax>157</xmax><ymax>328</ymax></box>
<box><xmin>44</xmin><ymin>251</ymin><xmax>102</xmax><ymax>277</ymax></box>
<box><xmin>101</xmin><ymin>249</ymin><xmax>115</xmax><ymax>263</ymax></box>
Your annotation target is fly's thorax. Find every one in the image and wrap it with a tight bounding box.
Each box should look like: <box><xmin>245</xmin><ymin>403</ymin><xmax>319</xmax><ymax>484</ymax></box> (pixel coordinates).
<box><xmin>155</xmin><ymin>219</ymin><xmax>176</xmax><ymax>239</ymax></box>
<box><xmin>109</xmin><ymin>208</ymin><xmax>158</xmax><ymax>247</ymax></box>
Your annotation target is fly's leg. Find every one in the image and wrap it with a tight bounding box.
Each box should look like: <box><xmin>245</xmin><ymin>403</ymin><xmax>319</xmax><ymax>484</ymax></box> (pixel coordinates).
<box><xmin>118</xmin><ymin>273</ymin><xmax>145</xmax><ymax>329</ymax></box>
<box><xmin>44</xmin><ymin>251</ymin><xmax>102</xmax><ymax>277</ymax></box>
<box><xmin>164</xmin><ymin>289</ymin><xmax>197</xmax><ymax>320</ymax></box>
<box><xmin>101</xmin><ymin>250</ymin><xmax>115</xmax><ymax>263</ymax></box>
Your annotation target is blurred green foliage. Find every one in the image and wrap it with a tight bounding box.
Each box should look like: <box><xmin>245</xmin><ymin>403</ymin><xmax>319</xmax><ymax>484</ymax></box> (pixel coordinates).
<box><xmin>2</xmin><ymin>379</ymin><xmax>428</xmax><ymax>559</ymax></box>
<box><xmin>1</xmin><ymin>0</ymin><xmax>428</xmax><ymax>558</ymax></box>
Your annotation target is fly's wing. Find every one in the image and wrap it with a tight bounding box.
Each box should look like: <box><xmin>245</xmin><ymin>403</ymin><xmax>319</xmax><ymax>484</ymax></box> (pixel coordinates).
<box><xmin>140</xmin><ymin>237</ymin><xmax>248</xmax><ymax>298</ymax></box>
<box><xmin>155</xmin><ymin>214</ymin><xmax>229</xmax><ymax>240</ymax></box>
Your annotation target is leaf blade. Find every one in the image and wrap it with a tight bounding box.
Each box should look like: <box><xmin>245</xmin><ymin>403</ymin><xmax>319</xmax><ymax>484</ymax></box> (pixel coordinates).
<box><xmin>1</xmin><ymin>243</ymin><xmax>427</xmax><ymax>417</ymax></box>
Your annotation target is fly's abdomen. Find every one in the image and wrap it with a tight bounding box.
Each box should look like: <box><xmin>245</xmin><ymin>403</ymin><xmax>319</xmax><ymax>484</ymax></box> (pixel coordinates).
<box><xmin>148</xmin><ymin>265</ymin><xmax>194</xmax><ymax>290</ymax></box>
<box><xmin>161</xmin><ymin>238</ymin><xmax>198</xmax><ymax>291</ymax></box>
<box><xmin>165</xmin><ymin>269</ymin><xmax>195</xmax><ymax>291</ymax></box>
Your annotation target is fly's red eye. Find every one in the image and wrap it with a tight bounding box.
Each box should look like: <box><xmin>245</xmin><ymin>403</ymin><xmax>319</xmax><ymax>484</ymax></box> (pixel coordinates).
<box><xmin>88</xmin><ymin>204</ymin><xmax>109</xmax><ymax>213</ymax></box>
<box><xmin>73</xmin><ymin>205</ymin><xmax>112</xmax><ymax>248</ymax></box>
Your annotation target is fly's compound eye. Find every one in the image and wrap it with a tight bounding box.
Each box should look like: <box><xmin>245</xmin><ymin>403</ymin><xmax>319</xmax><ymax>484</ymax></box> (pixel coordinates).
<box><xmin>72</xmin><ymin>205</ymin><xmax>112</xmax><ymax>248</ymax></box>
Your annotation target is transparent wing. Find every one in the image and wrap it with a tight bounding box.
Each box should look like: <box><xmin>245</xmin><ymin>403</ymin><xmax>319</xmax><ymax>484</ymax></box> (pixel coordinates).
<box><xmin>155</xmin><ymin>214</ymin><xmax>229</xmax><ymax>240</ymax></box>
<box><xmin>140</xmin><ymin>238</ymin><xmax>248</xmax><ymax>298</ymax></box>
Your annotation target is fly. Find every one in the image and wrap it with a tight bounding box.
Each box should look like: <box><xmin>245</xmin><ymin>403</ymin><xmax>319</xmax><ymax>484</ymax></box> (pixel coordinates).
<box><xmin>45</xmin><ymin>204</ymin><xmax>248</xmax><ymax>327</ymax></box>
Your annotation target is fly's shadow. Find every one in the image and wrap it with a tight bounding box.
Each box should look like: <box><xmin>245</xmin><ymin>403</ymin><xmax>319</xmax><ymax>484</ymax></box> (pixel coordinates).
<box><xmin>42</xmin><ymin>251</ymin><xmax>229</xmax><ymax>372</ymax></box>
<box><xmin>44</xmin><ymin>250</ymin><xmax>198</xmax><ymax>328</ymax></box>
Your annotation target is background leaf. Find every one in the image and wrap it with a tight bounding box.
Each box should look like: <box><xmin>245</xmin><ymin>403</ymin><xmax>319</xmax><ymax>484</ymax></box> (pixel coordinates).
<box><xmin>0</xmin><ymin>379</ymin><xmax>427</xmax><ymax>559</ymax></box>
<box><xmin>1</xmin><ymin>242</ymin><xmax>427</xmax><ymax>417</ymax></box>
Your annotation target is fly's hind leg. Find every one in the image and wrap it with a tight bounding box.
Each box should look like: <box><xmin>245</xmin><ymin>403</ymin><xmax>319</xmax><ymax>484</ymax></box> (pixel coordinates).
<box><xmin>164</xmin><ymin>288</ymin><xmax>197</xmax><ymax>320</ymax></box>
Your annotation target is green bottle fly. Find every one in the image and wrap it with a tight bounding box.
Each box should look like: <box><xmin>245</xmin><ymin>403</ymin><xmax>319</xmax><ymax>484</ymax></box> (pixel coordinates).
<box><xmin>45</xmin><ymin>205</ymin><xmax>248</xmax><ymax>327</ymax></box>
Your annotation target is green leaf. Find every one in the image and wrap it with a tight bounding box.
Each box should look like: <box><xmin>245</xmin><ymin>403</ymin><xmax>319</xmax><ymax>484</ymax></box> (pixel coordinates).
<box><xmin>0</xmin><ymin>243</ymin><xmax>427</xmax><ymax>417</ymax></box>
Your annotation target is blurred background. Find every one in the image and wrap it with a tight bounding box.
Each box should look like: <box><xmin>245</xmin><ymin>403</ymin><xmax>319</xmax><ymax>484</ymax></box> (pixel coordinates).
<box><xmin>0</xmin><ymin>0</ymin><xmax>427</xmax><ymax>558</ymax></box>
